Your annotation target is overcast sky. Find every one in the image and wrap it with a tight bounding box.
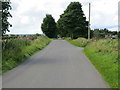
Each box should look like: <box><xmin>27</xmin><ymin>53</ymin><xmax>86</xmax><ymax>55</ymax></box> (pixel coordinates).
<box><xmin>7</xmin><ymin>0</ymin><xmax>119</xmax><ymax>34</ymax></box>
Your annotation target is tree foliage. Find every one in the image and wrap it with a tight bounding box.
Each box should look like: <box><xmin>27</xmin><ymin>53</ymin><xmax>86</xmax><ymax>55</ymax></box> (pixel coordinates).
<box><xmin>57</xmin><ymin>2</ymin><xmax>88</xmax><ymax>39</ymax></box>
<box><xmin>0</xmin><ymin>1</ymin><xmax>12</xmax><ymax>36</ymax></box>
<box><xmin>41</xmin><ymin>14</ymin><xmax>57</xmax><ymax>38</ymax></box>
<box><xmin>91</xmin><ymin>28</ymin><xmax>118</xmax><ymax>39</ymax></box>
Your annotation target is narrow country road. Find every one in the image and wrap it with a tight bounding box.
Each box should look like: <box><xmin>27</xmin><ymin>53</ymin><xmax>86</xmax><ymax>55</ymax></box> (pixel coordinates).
<box><xmin>3</xmin><ymin>40</ymin><xmax>109</xmax><ymax>88</ymax></box>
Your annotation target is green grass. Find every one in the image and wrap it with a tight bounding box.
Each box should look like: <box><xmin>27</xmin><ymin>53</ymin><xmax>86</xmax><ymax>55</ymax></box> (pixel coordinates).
<box><xmin>67</xmin><ymin>38</ymin><xmax>118</xmax><ymax>88</ymax></box>
<box><xmin>2</xmin><ymin>36</ymin><xmax>52</xmax><ymax>74</ymax></box>
<box><xmin>66</xmin><ymin>37</ymin><xmax>90</xmax><ymax>47</ymax></box>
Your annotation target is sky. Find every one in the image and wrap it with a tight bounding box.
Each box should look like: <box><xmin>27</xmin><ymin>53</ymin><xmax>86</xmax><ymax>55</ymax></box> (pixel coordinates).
<box><xmin>7</xmin><ymin>0</ymin><xmax>119</xmax><ymax>34</ymax></box>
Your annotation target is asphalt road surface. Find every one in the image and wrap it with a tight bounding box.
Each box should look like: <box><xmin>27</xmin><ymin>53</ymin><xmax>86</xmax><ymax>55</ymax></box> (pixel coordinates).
<box><xmin>3</xmin><ymin>40</ymin><xmax>109</xmax><ymax>88</ymax></box>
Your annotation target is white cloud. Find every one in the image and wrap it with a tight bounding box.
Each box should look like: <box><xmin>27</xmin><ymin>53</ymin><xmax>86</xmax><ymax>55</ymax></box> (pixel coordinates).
<box><xmin>7</xmin><ymin>0</ymin><xmax>119</xmax><ymax>34</ymax></box>
<box><xmin>90</xmin><ymin>0</ymin><xmax>118</xmax><ymax>30</ymax></box>
<box><xmin>20</xmin><ymin>16</ymin><xmax>30</xmax><ymax>24</ymax></box>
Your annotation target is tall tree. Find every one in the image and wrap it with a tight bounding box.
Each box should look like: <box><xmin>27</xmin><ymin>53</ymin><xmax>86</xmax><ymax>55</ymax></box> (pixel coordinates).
<box><xmin>57</xmin><ymin>2</ymin><xmax>88</xmax><ymax>39</ymax></box>
<box><xmin>41</xmin><ymin>14</ymin><xmax>57</xmax><ymax>38</ymax></box>
<box><xmin>0</xmin><ymin>1</ymin><xmax>12</xmax><ymax>36</ymax></box>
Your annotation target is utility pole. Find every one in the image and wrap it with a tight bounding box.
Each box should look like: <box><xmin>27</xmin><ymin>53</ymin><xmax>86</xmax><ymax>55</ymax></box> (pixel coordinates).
<box><xmin>88</xmin><ymin>3</ymin><xmax>91</xmax><ymax>40</ymax></box>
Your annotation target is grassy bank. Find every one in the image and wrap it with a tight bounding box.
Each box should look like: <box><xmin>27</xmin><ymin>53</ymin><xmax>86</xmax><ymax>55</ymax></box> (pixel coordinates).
<box><xmin>66</xmin><ymin>37</ymin><xmax>90</xmax><ymax>47</ymax></box>
<box><xmin>2</xmin><ymin>36</ymin><xmax>52</xmax><ymax>74</ymax></box>
<box><xmin>67</xmin><ymin>38</ymin><xmax>118</xmax><ymax>88</ymax></box>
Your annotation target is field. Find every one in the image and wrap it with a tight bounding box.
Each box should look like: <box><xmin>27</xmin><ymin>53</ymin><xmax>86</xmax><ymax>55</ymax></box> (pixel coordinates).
<box><xmin>2</xmin><ymin>36</ymin><xmax>51</xmax><ymax>74</ymax></box>
<box><xmin>67</xmin><ymin>38</ymin><xmax>118</xmax><ymax>88</ymax></box>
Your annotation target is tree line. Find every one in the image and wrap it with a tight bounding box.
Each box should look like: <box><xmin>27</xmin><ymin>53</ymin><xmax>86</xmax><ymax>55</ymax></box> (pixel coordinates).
<box><xmin>41</xmin><ymin>2</ymin><xmax>88</xmax><ymax>39</ymax></box>
<box><xmin>41</xmin><ymin>2</ymin><xmax>119</xmax><ymax>39</ymax></box>
<box><xmin>91</xmin><ymin>28</ymin><xmax>119</xmax><ymax>39</ymax></box>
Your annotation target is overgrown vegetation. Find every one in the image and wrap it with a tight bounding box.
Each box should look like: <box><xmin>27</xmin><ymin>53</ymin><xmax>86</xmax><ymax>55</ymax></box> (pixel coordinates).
<box><xmin>2</xmin><ymin>36</ymin><xmax>51</xmax><ymax>74</ymax></box>
<box><xmin>67</xmin><ymin>38</ymin><xmax>118</xmax><ymax>88</ymax></box>
<box><xmin>66</xmin><ymin>37</ymin><xmax>89</xmax><ymax>47</ymax></box>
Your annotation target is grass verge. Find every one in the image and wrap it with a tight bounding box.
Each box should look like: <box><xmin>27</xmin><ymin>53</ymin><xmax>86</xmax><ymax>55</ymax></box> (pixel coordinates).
<box><xmin>67</xmin><ymin>38</ymin><xmax>118</xmax><ymax>88</ymax></box>
<box><xmin>65</xmin><ymin>37</ymin><xmax>90</xmax><ymax>47</ymax></box>
<box><xmin>2</xmin><ymin>36</ymin><xmax>52</xmax><ymax>74</ymax></box>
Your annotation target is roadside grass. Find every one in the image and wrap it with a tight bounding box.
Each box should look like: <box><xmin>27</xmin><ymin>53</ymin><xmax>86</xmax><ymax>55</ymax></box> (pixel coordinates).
<box><xmin>65</xmin><ymin>37</ymin><xmax>90</xmax><ymax>47</ymax></box>
<box><xmin>2</xmin><ymin>36</ymin><xmax>52</xmax><ymax>74</ymax></box>
<box><xmin>67</xmin><ymin>38</ymin><xmax>118</xmax><ymax>88</ymax></box>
